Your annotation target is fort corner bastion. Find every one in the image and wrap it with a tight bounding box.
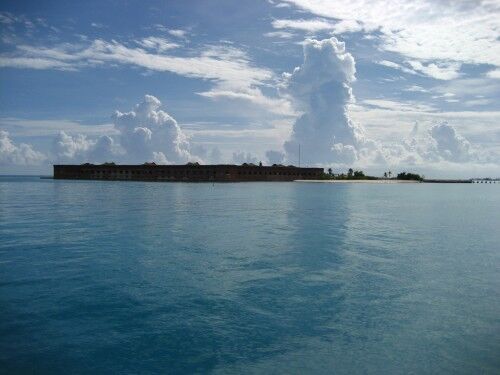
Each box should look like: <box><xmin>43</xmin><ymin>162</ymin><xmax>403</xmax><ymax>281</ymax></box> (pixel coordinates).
<box><xmin>53</xmin><ymin>163</ymin><xmax>323</xmax><ymax>182</ymax></box>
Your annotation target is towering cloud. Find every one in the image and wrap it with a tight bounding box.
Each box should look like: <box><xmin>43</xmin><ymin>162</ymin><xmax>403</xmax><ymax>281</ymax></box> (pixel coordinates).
<box><xmin>0</xmin><ymin>130</ymin><xmax>46</xmax><ymax>165</ymax></box>
<box><xmin>279</xmin><ymin>38</ymin><xmax>485</xmax><ymax>170</ymax></box>
<box><xmin>283</xmin><ymin>37</ymin><xmax>370</xmax><ymax>165</ymax></box>
<box><xmin>112</xmin><ymin>95</ymin><xmax>194</xmax><ymax>164</ymax></box>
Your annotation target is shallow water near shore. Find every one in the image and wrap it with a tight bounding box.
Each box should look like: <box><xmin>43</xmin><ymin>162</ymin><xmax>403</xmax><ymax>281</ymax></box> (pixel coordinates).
<box><xmin>1</xmin><ymin>176</ymin><xmax>499</xmax><ymax>374</ymax></box>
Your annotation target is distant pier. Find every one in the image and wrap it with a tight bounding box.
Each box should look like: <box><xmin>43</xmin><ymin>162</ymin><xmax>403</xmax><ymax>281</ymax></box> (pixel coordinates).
<box><xmin>470</xmin><ymin>179</ymin><xmax>499</xmax><ymax>184</ymax></box>
<box><xmin>423</xmin><ymin>179</ymin><xmax>498</xmax><ymax>183</ymax></box>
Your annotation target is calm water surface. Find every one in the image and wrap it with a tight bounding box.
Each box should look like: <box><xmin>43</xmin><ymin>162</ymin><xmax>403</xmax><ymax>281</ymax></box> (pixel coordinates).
<box><xmin>1</xmin><ymin>177</ymin><xmax>499</xmax><ymax>374</ymax></box>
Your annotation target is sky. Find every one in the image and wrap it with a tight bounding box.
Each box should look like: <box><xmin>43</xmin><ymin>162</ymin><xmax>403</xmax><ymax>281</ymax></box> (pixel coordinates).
<box><xmin>1</xmin><ymin>0</ymin><xmax>499</xmax><ymax>178</ymax></box>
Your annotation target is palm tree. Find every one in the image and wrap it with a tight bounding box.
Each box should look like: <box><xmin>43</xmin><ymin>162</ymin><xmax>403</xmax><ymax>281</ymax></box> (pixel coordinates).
<box><xmin>388</xmin><ymin>171</ymin><xmax>392</xmax><ymax>179</ymax></box>
<box><xmin>328</xmin><ymin>168</ymin><xmax>333</xmax><ymax>175</ymax></box>
<box><xmin>383</xmin><ymin>172</ymin><xmax>387</xmax><ymax>178</ymax></box>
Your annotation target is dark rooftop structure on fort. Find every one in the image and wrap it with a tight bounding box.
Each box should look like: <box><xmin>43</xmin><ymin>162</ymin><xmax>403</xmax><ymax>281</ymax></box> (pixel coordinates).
<box><xmin>53</xmin><ymin>162</ymin><xmax>323</xmax><ymax>182</ymax></box>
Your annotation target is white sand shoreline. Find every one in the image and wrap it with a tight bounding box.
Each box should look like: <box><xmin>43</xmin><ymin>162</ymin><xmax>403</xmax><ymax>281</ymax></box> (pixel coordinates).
<box><xmin>294</xmin><ymin>179</ymin><xmax>420</xmax><ymax>184</ymax></box>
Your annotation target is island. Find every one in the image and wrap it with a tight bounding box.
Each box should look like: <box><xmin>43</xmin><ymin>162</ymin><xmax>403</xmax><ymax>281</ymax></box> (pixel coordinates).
<box><xmin>53</xmin><ymin>163</ymin><xmax>498</xmax><ymax>183</ymax></box>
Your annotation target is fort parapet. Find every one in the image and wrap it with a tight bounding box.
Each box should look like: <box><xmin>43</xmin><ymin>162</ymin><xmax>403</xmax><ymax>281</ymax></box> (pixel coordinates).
<box><xmin>53</xmin><ymin>163</ymin><xmax>323</xmax><ymax>182</ymax></box>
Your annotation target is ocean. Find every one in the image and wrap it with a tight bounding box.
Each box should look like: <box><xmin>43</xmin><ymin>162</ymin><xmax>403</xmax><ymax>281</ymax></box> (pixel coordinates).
<box><xmin>1</xmin><ymin>176</ymin><xmax>499</xmax><ymax>374</ymax></box>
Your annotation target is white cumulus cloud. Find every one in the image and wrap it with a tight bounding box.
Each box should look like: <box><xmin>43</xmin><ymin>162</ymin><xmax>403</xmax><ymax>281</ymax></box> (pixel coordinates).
<box><xmin>49</xmin><ymin>95</ymin><xmax>201</xmax><ymax>165</ymax></box>
<box><xmin>232</xmin><ymin>151</ymin><xmax>259</xmax><ymax>164</ymax></box>
<box><xmin>399</xmin><ymin>121</ymin><xmax>484</xmax><ymax>166</ymax></box>
<box><xmin>112</xmin><ymin>95</ymin><xmax>195</xmax><ymax>164</ymax></box>
<box><xmin>429</xmin><ymin>122</ymin><xmax>476</xmax><ymax>162</ymax></box>
<box><xmin>0</xmin><ymin>130</ymin><xmax>46</xmax><ymax>166</ymax></box>
<box><xmin>53</xmin><ymin>131</ymin><xmax>118</xmax><ymax>163</ymax></box>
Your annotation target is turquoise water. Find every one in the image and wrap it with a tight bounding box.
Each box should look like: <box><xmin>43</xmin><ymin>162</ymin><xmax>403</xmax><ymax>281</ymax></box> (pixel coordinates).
<box><xmin>1</xmin><ymin>176</ymin><xmax>499</xmax><ymax>374</ymax></box>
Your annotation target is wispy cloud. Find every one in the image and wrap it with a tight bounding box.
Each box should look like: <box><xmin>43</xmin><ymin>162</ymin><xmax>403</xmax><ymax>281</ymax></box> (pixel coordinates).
<box><xmin>264</xmin><ymin>31</ymin><xmax>295</xmax><ymax>39</ymax></box>
<box><xmin>152</xmin><ymin>25</ymin><xmax>189</xmax><ymax>39</ymax></box>
<box><xmin>135</xmin><ymin>37</ymin><xmax>180</xmax><ymax>52</ymax></box>
<box><xmin>376</xmin><ymin>60</ymin><xmax>417</xmax><ymax>75</ymax></box>
<box><xmin>272</xmin><ymin>18</ymin><xmax>363</xmax><ymax>34</ymax></box>
<box><xmin>431</xmin><ymin>92</ymin><xmax>455</xmax><ymax>99</ymax></box>
<box><xmin>90</xmin><ymin>22</ymin><xmax>105</xmax><ymax>29</ymax></box>
<box><xmin>375</xmin><ymin>60</ymin><xmax>461</xmax><ymax>80</ymax></box>
<box><xmin>404</xmin><ymin>85</ymin><xmax>428</xmax><ymax>93</ymax></box>
<box><xmin>0</xmin><ymin>56</ymin><xmax>77</xmax><ymax>70</ymax></box>
<box><xmin>0</xmin><ymin>12</ymin><xmax>36</xmax><ymax>29</ymax></box>
<box><xmin>407</xmin><ymin>60</ymin><xmax>461</xmax><ymax>80</ymax></box>
<box><xmin>0</xmin><ymin>118</ymin><xmax>117</xmax><ymax>137</ymax></box>
<box><xmin>464</xmin><ymin>98</ymin><xmax>493</xmax><ymax>107</ymax></box>
<box><xmin>168</xmin><ymin>29</ymin><xmax>188</xmax><ymax>38</ymax></box>
<box><xmin>362</xmin><ymin>99</ymin><xmax>437</xmax><ymax>113</ymax></box>
<box><xmin>279</xmin><ymin>0</ymin><xmax>500</xmax><ymax>72</ymax></box>
<box><xmin>0</xmin><ymin>38</ymin><xmax>280</xmax><ymax>111</ymax></box>
<box><xmin>272</xmin><ymin>18</ymin><xmax>336</xmax><ymax>32</ymax></box>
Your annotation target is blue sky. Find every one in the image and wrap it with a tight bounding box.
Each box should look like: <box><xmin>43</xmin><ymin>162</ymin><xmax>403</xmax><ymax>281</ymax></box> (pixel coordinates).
<box><xmin>1</xmin><ymin>0</ymin><xmax>499</xmax><ymax>177</ymax></box>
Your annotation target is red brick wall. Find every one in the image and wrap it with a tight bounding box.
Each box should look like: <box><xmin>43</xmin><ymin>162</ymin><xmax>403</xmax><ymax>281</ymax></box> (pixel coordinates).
<box><xmin>54</xmin><ymin>164</ymin><xmax>323</xmax><ymax>182</ymax></box>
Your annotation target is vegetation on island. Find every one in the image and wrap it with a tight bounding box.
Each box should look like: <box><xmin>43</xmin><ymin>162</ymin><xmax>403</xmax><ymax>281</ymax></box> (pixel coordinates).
<box><xmin>320</xmin><ymin>168</ymin><xmax>424</xmax><ymax>181</ymax></box>
<box><xmin>396</xmin><ymin>172</ymin><xmax>424</xmax><ymax>181</ymax></box>
<box><xmin>320</xmin><ymin>168</ymin><xmax>378</xmax><ymax>180</ymax></box>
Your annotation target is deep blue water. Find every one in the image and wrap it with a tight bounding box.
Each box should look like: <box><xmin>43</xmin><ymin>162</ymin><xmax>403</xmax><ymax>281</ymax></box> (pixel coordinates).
<box><xmin>0</xmin><ymin>176</ymin><xmax>499</xmax><ymax>374</ymax></box>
